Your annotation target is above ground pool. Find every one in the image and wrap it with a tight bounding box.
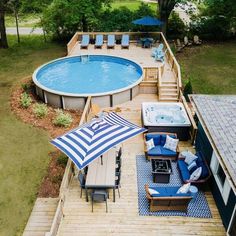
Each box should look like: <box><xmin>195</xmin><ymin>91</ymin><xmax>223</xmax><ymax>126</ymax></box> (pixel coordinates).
<box><xmin>142</xmin><ymin>102</ymin><xmax>191</xmax><ymax>140</ymax></box>
<box><xmin>33</xmin><ymin>55</ymin><xmax>143</xmax><ymax>109</ymax></box>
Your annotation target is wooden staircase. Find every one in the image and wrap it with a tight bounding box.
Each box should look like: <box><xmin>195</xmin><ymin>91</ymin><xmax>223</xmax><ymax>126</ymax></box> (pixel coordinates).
<box><xmin>158</xmin><ymin>64</ymin><xmax>179</xmax><ymax>102</ymax></box>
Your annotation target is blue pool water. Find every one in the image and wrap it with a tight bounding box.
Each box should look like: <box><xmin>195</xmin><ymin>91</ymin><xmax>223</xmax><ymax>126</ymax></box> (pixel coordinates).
<box><xmin>34</xmin><ymin>55</ymin><xmax>143</xmax><ymax>95</ymax></box>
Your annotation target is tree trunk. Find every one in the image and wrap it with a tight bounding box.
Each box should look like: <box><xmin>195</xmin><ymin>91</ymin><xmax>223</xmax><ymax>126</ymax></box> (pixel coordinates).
<box><xmin>14</xmin><ymin>8</ymin><xmax>20</xmax><ymax>43</ymax></box>
<box><xmin>82</xmin><ymin>16</ymin><xmax>88</xmax><ymax>32</ymax></box>
<box><xmin>160</xmin><ymin>12</ymin><xmax>169</xmax><ymax>36</ymax></box>
<box><xmin>0</xmin><ymin>8</ymin><xmax>8</xmax><ymax>48</ymax></box>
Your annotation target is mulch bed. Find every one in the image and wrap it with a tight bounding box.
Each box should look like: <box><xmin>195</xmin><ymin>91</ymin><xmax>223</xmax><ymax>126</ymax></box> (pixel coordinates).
<box><xmin>11</xmin><ymin>78</ymin><xmax>82</xmax><ymax>197</ymax></box>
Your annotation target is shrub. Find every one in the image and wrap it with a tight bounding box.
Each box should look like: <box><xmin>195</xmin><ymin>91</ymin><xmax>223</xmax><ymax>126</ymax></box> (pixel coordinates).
<box><xmin>21</xmin><ymin>83</ymin><xmax>31</xmax><ymax>92</ymax></box>
<box><xmin>20</xmin><ymin>92</ymin><xmax>32</xmax><ymax>108</ymax></box>
<box><xmin>33</xmin><ymin>103</ymin><xmax>48</xmax><ymax>118</ymax></box>
<box><xmin>53</xmin><ymin>109</ymin><xmax>73</xmax><ymax>127</ymax></box>
<box><xmin>57</xmin><ymin>154</ymin><xmax>68</xmax><ymax>167</ymax></box>
<box><xmin>183</xmin><ymin>79</ymin><xmax>193</xmax><ymax>102</ymax></box>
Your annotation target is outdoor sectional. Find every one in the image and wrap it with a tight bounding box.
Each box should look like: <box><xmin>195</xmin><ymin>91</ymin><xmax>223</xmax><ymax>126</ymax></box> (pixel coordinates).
<box><xmin>144</xmin><ymin>132</ymin><xmax>179</xmax><ymax>161</ymax></box>
<box><xmin>177</xmin><ymin>151</ymin><xmax>211</xmax><ymax>185</ymax></box>
<box><xmin>145</xmin><ymin>184</ymin><xmax>192</xmax><ymax>212</ymax></box>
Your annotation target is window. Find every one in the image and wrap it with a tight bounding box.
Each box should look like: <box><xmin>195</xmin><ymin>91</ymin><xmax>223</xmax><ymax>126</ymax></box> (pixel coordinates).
<box><xmin>210</xmin><ymin>151</ymin><xmax>231</xmax><ymax>205</ymax></box>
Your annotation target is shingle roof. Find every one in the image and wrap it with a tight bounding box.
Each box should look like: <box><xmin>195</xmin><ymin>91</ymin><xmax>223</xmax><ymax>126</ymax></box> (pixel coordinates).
<box><xmin>191</xmin><ymin>95</ymin><xmax>236</xmax><ymax>188</ymax></box>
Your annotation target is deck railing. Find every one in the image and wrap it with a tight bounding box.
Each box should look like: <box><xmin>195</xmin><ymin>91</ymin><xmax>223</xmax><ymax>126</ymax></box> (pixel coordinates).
<box><xmin>159</xmin><ymin>32</ymin><xmax>182</xmax><ymax>97</ymax></box>
<box><xmin>180</xmin><ymin>91</ymin><xmax>198</xmax><ymax>144</ymax></box>
<box><xmin>45</xmin><ymin>96</ymin><xmax>92</xmax><ymax>236</ymax></box>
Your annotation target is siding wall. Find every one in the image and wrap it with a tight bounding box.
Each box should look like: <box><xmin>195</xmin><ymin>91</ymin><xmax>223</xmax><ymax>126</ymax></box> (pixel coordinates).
<box><xmin>195</xmin><ymin>122</ymin><xmax>236</xmax><ymax>230</ymax></box>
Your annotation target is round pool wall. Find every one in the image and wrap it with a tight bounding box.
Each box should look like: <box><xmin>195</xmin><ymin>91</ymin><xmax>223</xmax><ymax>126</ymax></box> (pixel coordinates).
<box><xmin>33</xmin><ymin>55</ymin><xmax>143</xmax><ymax>109</ymax></box>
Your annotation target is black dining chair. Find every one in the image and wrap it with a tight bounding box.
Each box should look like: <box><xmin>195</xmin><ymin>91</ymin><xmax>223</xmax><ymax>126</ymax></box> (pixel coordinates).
<box><xmin>77</xmin><ymin>172</ymin><xmax>86</xmax><ymax>198</ymax></box>
<box><xmin>115</xmin><ymin>170</ymin><xmax>121</xmax><ymax>198</ymax></box>
<box><xmin>91</xmin><ymin>189</ymin><xmax>108</xmax><ymax>213</ymax></box>
<box><xmin>116</xmin><ymin>147</ymin><xmax>122</xmax><ymax>163</ymax></box>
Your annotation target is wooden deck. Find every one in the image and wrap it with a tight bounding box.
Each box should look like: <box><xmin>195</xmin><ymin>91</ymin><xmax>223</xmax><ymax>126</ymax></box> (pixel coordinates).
<box><xmin>56</xmin><ymin>94</ymin><xmax>225</xmax><ymax>236</ymax></box>
<box><xmin>23</xmin><ymin>198</ymin><xmax>59</xmax><ymax>236</ymax></box>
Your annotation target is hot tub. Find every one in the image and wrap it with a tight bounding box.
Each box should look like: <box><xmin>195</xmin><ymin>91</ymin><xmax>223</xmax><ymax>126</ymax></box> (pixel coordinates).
<box><xmin>142</xmin><ymin>102</ymin><xmax>191</xmax><ymax>140</ymax></box>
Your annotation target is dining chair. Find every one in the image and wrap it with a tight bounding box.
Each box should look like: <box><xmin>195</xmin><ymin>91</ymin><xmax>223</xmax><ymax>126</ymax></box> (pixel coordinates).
<box><xmin>115</xmin><ymin>171</ymin><xmax>121</xmax><ymax>198</ymax></box>
<box><xmin>116</xmin><ymin>147</ymin><xmax>122</xmax><ymax>164</ymax></box>
<box><xmin>78</xmin><ymin>172</ymin><xmax>86</xmax><ymax>198</ymax></box>
<box><xmin>91</xmin><ymin>189</ymin><xmax>108</xmax><ymax>213</ymax></box>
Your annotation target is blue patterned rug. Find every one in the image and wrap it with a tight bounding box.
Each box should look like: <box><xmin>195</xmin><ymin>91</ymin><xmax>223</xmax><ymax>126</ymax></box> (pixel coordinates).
<box><xmin>136</xmin><ymin>155</ymin><xmax>212</xmax><ymax>218</ymax></box>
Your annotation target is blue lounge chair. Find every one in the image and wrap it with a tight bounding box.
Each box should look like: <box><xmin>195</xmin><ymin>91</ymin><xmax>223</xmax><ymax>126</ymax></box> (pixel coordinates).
<box><xmin>151</xmin><ymin>43</ymin><xmax>164</xmax><ymax>57</ymax></box>
<box><xmin>121</xmin><ymin>35</ymin><xmax>129</xmax><ymax>49</ymax></box>
<box><xmin>107</xmin><ymin>35</ymin><xmax>115</xmax><ymax>49</ymax></box>
<box><xmin>95</xmin><ymin>34</ymin><xmax>103</xmax><ymax>48</ymax></box>
<box><xmin>80</xmin><ymin>34</ymin><xmax>89</xmax><ymax>49</ymax></box>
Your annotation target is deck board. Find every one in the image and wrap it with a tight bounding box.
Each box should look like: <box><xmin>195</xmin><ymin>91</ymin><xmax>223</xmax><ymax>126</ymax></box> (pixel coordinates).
<box><xmin>57</xmin><ymin>94</ymin><xmax>225</xmax><ymax>236</ymax></box>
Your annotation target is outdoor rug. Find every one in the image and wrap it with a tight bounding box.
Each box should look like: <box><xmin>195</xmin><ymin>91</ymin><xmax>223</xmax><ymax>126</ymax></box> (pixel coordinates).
<box><xmin>136</xmin><ymin>155</ymin><xmax>212</xmax><ymax>218</ymax></box>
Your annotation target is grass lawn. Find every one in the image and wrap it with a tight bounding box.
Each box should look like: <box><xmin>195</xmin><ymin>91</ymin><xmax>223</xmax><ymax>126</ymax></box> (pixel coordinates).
<box><xmin>178</xmin><ymin>42</ymin><xmax>236</xmax><ymax>94</ymax></box>
<box><xmin>0</xmin><ymin>36</ymin><xmax>65</xmax><ymax>236</ymax></box>
<box><xmin>111</xmin><ymin>0</ymin><xmax>157</xmax><ymax>11</ymax></box>
<box><xmin>5</xmin><ymin>13</ymin><xmax>41</xmax><ymax>27</ymax></box>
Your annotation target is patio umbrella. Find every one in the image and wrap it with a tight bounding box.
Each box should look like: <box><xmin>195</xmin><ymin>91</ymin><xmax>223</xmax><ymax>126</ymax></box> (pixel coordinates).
<box><xmin>132</xmin><ymin>16</ymin><xmax>163</xmax><ymax>26</ymax></box>
<box><xmin>51</xmin><ymin>112</ymin><xmax>146</xmax><ymax>169</ymax></box>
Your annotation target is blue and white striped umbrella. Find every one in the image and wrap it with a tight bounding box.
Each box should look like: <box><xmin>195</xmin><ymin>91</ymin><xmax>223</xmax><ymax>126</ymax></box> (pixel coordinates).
<box><xmin>51</xmin><ymin>112</ymin><xmax>146</xmax><ymax>169</ymax></box>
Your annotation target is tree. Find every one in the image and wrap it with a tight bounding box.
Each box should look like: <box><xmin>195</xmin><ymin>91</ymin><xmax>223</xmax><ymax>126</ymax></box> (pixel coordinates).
<box><xmin>157</xmin><ymin>0</ymin><xmax>188</xmax><ymax>36</ymax></box>
<box><xmin>0</xmin><ymin>0</ymin><xmax>9</xmax><ymax>48</ymax></box>
<box><xmin>42</xmin><ymin>0</ymin><xmax>111</xmax><ymax>40</ymax></box>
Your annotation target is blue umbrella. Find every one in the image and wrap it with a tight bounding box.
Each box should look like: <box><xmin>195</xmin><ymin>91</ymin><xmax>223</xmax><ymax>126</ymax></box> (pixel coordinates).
<box><xmin>51</xmin><ymin>112</ymin><xmax>146</xmax><ymax>169</ymax></box>
<box><xmin>132</xmin><ymin>16</ymin><xmax>163</xmax><ymax>26</ymax></box>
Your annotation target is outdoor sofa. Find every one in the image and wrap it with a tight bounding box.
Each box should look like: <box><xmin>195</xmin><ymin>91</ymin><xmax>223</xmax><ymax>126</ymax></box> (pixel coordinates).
<box><xmin>177</xmin><ymin>151</ymin><xmax>211</xmax><ymax>185</ymax></box>
<box><xmin>144</xmin><ymin>132</ymin><xmax>179</xmax><ymax>161</ymax></box>
<box><xmin>145</xmin><ymin>184</ymin><xmax>192</xmax><ymax>212</ymax></box>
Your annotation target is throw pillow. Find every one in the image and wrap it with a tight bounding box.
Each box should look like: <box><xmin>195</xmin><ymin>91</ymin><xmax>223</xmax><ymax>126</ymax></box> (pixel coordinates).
<box><xmin>184</xmin><ymin>151</ymin><xmax>198</xmax><ymax>165</ymax></box>
<box><xmin>163</xmin><ymin>135</ymin><xmax>179</xmax><ymax>152</ymax></box>
<box><xmin>145</xmin><ymin>138</ymin><xmax>155</xmax><ymax>151</ymax></box>
<box><xmin>177</xmin><ymin>183</ymin><xmax>191</xmax><ymax>194</ymax></box>
<box><xmin>148</xmin><ymin>188</ymin><xmax>159</xmax><ymax>195</ymax></box>
<box><xmin>189</xmin><ymin>167</ymin><xmax>202</xmax><ymax>181</ymax></box>
<box><xmin>187</xmin><ymin>161</ymin><xmax>197</xmax><ymax>171</ymax></box>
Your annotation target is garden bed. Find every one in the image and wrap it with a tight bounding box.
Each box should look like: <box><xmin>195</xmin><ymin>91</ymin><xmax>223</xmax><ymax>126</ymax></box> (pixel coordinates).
<box><xmin>11</xmin><ymin>77</ymin><xmax>82</xmax><ymax>197</ymax></box>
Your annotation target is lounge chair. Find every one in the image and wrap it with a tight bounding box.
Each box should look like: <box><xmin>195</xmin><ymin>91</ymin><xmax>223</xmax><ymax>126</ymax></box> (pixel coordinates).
<box><xmin>193</xmin><ymin>35</ymin><xmax>202</xmax><ymax>45</ymax></box>
<box><xmin>121</xmin><ymin>35</ymin><xmax>129</xmax><ymax>49</ymax></box>
<box><xmin>175</xmin><ymin>39</ymin><xmax>185</xmax><ymax>52</ymax></box>
<box><xmin>107</xmin><ymin>35</ymin><xmax>115</xmax><ymax>49</ymax></box>
<box><xmin>95</xmin><ymin>34</ymin><xmax>103</xmax><ymax>48</ymax></box>
<box><xmin>151</xmin><ymin>43</ymin><xmax>164</xmax><ymax>57</ymax></box>
<box><xmin>183</xmin><ymin>36</ymin><xmax>192</xmax><ymax>46</ymax></box>
<box><xmin>80</xmin><ymin>34</ymin><xmax>89</xmax><ymax>49</ymax></box>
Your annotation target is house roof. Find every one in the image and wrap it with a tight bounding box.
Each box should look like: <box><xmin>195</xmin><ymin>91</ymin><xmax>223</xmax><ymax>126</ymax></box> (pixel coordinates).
<box><xmin>191</xmin><ymin>95</ymin><xmax>236</xmax><ymax>191</ymax></box>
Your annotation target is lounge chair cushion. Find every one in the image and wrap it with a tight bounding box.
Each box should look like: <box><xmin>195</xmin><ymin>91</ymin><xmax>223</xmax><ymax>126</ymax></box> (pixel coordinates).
<box><xmin>178</xmin><ymin>159</ymin><xmax>190</xmax><ymax>181</ymax></box>
<box><xmin>163</xmin><ymin>135</ymin><xmax>179</xmax><ymax>152</ymax></box>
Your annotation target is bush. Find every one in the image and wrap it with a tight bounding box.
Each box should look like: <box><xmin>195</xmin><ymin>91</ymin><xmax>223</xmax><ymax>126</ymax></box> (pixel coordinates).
<box><xmin>33</xmin><ymin>103</ymin><xmax>48</xmax><ymax>118</ymax></box>
<box><xmin>53</xmin><ymin>109</ymin><xmax>73</xmax><ymax>127</ymax></box>
<box><xmin>21</xmin><ymin>83</ymin><xmax>31</xmax><ymax>92</ymax></box>
<box><xmin>183</xmin><ymin>79</ymin><xmax>193</xmax><ymax>102</ymax></box>
<box><xmin>57</xmin><ymin>154</ymin><xmax>68</xmax><ymax>167</ymax></box>
<box><xmin>167</xmin><ymin>12</ymin><xmax>188</xmax><ymax>39</ymax></box>
<box><xmin>20</xmin><ymin>92</ymin><xmax>32</xmax><ymax>108</ymax></box>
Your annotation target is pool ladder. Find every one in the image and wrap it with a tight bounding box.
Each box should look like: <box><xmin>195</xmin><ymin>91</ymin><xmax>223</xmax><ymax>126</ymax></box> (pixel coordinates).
<box><xmin>81</xmin><ymin>54</ymin><xmax>90</xmax><ymax>64</ymax></box>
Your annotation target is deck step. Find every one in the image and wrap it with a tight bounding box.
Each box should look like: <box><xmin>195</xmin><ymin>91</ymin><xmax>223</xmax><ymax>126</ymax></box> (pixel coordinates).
<box><xmin>23</xmin><ymin>198</ymin><xmax>59</xmax><ymax>236</ymax></box>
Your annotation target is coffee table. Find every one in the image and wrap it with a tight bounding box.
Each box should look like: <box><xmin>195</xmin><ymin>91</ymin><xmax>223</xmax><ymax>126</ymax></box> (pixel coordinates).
<box><xmin>151</xmin><ymin>159</ymin><xmax>172</xmax><ymax>183</ymax></box>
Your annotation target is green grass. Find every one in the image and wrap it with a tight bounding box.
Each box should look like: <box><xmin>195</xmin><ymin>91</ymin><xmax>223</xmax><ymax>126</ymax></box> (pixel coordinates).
<box><xmin>111</xmin><ymin>0</ymin><xmax>157</xmax><ymax>11</ymax></box>
<box><xmin>0</xmin><ymin>36</ymin><xmax>65</xmax><ymax>236</ymax></box>
<box><xmin>5</xmin><ymin>13</ymin><xmax>41</xmax><ymax>27</ymax></box>
<box><xmin>178</xmin><ymin>42</ymin><xmax>236</xmax><ymax>94</ymax></box>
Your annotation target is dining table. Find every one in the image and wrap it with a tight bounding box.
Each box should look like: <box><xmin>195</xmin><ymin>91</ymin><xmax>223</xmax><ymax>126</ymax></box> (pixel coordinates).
<box><xmin>85</xmin><ymin>147</ymin><xmax>117</xmax><ymax>202</ymax></box>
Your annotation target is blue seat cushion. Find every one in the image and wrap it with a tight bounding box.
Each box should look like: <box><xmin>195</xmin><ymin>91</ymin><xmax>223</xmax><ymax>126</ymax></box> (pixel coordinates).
<box><xmin>178</xmin><ymin>160</ymin><xmax>190</xmax><ymax>181</ymax></box>
<box><xmin>149</xmin><ymin>186</ymin><xmax>168</xmax><ymax>197</ymax></box>
<box><xmin>148</xmin><ymin>146</ymin><xmax>177</xmax><ymax>157</ymax></box>
<box><xmin>195</xmin><ymin>152</ymin><xmax>209</xmax><ymax>179</ymax></box>
<box><xmin>160</xmin><ymin>134</ymin><xmax>176</xmax><ymax>146</ymax></box>
<box><xmin>146</xmin><ymin>133</ymin><xmax>161</xmax><ymax>146</ymax></box>
<box><xmin>147</xmin><ymin>146</ymin><xmax>162</xmax><ymax>156</ymax></box>
<box><xmin>160</xmin><ymin>146</ymin><xmax>177</xmax><ymax>157</ymax></box>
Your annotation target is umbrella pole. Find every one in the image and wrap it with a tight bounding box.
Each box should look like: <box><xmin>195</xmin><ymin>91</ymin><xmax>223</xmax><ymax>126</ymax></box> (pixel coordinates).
<box><xmin>100</xmin><ymin>155</ymin><xmax>103</xmax><ymax>165</ymax></box>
